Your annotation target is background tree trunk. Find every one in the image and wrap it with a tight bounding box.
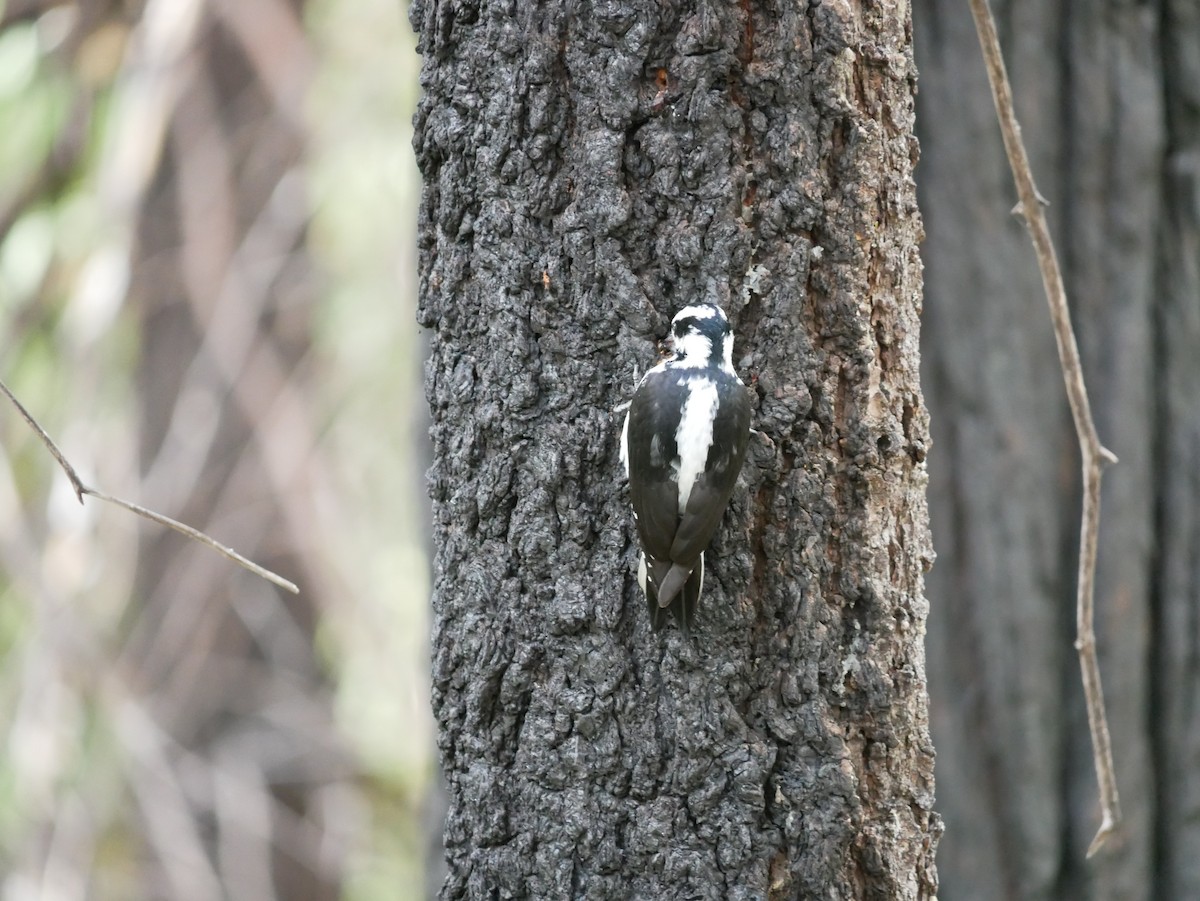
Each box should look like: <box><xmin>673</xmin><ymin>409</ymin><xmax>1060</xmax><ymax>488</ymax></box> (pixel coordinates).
<box><xmin>914</xmin><ymin>0</ymin><xmax>1200</xmax><ymax>897</ymax></box>
<box><xmin>412</xmin><ymin>0</ymin><xmax>939</xmax><ymax>896</ymax></box>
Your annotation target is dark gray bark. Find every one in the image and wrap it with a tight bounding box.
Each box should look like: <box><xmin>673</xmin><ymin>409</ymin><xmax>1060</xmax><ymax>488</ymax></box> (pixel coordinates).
<box><xmin>915</xmin><ymin>0</ymin><xmax>1200</xmax><ymax>897</ymax></box>
<box><xmin>413</xmin><ymin>0</ymin><xmax>938</xmax><ymax>897</ymax></box>
<box><xmin>1157</xmin><ymin>9</ymin><xmax>1200</xmax><ymax>900</ymax></box>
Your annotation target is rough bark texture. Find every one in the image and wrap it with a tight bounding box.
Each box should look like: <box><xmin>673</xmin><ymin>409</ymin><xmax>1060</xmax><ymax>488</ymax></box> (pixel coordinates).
<box><xmin>914</xmin><ymin>0</ymin><xmax>1200</xmax><ymax>897</ymax></box>
<box><xmin>412</xmin><ymin>0</ymin><xmax>938</xmax><ymax>897</ymax></box>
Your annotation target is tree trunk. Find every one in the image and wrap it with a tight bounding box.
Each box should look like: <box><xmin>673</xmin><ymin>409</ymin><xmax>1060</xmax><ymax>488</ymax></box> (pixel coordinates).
<box><xmin>1156</xmin><ymin>12</ymin><xmax>1200</xmax><ymax>901</ymax></box>
<box><xmin>915</xmin><ymin>0</ymin><xmax>1200</xmax><ymax>897</ymax></box>
<box><xmin>412</xmin><ymin>0</ymin><xmax>939</xmax><ymax>896</ymax></box>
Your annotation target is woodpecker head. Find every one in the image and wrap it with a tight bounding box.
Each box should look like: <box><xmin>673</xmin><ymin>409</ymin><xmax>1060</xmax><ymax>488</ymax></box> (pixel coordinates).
<box><xmin>663</xmin><ymin>303</ymin><xmax>735</xmax><ymax>374</ymax></box>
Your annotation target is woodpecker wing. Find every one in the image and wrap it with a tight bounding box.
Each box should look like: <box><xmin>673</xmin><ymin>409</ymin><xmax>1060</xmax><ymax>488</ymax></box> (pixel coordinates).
<box><xmin>624</xmin><ymin>368</ymin><xmax>682</xmax><ymax>563</ymax></box>
<box><xmin>668</xmin><ymin>374</ymin><xmax>751</xmax><ymax>565</ymax></box>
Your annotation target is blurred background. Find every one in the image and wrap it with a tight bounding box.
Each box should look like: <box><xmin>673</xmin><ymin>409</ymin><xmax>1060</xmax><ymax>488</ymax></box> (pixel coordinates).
<box><xmin>0</xmin><ymin>0</ymin><xmax>431</xmax><ymax>897</ymax></box>
<box><xmin>2</xmin><ymin>0</ymin><xmax>1196</xmax><ymax>899</ymax></box>
<box><xmin>915</xmin><ymin>1</ymin><xmax>1199</xmax><ymax>898</ymax></box>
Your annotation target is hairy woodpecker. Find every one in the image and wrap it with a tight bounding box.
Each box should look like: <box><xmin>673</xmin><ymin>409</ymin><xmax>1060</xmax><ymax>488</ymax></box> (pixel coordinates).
<box><xmin>620</xmin><ymin>303</ymin><xmax>752</xmax><ymax>636</ymax></box>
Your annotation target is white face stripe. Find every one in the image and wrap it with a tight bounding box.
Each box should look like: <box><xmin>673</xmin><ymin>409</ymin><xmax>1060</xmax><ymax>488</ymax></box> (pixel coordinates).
<box><xmin>672</xmin><ymin>304</ymin><xmax>725</xmax><ymax>325</ymax></box>
<box><xmin>674</xmin><ymin>377</ymin><xmax>719</xmax><ymax>511</ymax></box>
<box><xmin>673</xmin><ymin>332</ymin><xmax>713</xmax><ymax>366</ymax></box>
<box><xmin>670</xmin><ymin>324</ymin><xmax>738</xmax><ymax>376</ymax></box>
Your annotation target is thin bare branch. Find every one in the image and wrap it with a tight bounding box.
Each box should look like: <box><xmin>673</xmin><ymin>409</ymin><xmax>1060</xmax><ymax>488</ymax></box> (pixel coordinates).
<box><xmin>83</xmin><ymin>488</ymin><xmax>299</xmax><ymax>594</ymax></box>
<box><xmin>0</xmin><ymin>377</ymin><xmax>299</xmax><ymax>595</ymax></box>
<box><xmin>967</xmin><ymin>0</ymin><xmax>1120</xmax><ymax>856</ymax></box>
<box><xmin>0</xmin><ymin>378</ymin><xmax>86</xmax><ymax>502</ymax></box>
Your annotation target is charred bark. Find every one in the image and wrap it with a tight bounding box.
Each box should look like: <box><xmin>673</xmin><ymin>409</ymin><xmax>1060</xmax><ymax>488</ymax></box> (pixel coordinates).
<box><xmin>413</xmin><ymin>0</ymin><xmax>938</xmax><ymax>897</ymax></box>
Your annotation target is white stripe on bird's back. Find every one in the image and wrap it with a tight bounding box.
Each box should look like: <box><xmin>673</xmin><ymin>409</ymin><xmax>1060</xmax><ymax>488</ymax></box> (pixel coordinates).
<box><xmin>674</xmin><ymin>377</ymin><xmax>719</xmax><ymax>510</ymax></box>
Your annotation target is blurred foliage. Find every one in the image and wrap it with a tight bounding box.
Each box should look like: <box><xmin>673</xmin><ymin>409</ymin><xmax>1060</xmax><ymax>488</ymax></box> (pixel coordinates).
<box><xmin>308</xmin><ymin>0</ymin><xmax>431</xmax><ymax>896</ymax></box>
<box><xmin>0</xmin><ymin>0</ymin><xmax>430</xmax><ymax>897</ymax></box>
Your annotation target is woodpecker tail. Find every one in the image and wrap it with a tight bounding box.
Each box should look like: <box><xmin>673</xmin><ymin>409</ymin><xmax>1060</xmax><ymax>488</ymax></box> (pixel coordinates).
<box><xmin>656</xmin><ymin>563</ymin><xmax>692</xmax><ymax>613</ymax></box>
<box><xmin>642</xmin><ymin>554</ymin><xmax>704</xmax><ymax>638</ymax></box>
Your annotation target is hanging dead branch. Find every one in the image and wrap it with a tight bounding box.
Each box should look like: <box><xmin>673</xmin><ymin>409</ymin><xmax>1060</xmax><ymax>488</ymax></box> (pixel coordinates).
<box><xmin>967</xmin><ymin>0</ymin><xmax>1121</xmax><ymax>857</ymax></box>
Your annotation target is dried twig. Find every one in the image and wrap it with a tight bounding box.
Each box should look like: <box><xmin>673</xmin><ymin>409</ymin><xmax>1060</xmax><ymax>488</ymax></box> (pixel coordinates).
<box><xmin>0</xmin><ymin>377</ymin><xmax>299</xmax><ymax>595</ymax></box>
<box><xmin>967</xmin><ymin>0</ymin><xmax>1120</xmax><ymax>857</ymax></box>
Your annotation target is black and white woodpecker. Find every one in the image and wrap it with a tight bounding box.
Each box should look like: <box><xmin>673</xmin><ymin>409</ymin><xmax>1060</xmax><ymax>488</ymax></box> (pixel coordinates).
<box><xmin>620</xmin><ymin>303</ymin><xmax>752</xmax><ymax>637</ymax></box>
